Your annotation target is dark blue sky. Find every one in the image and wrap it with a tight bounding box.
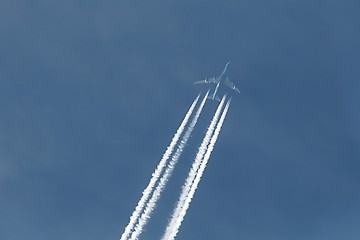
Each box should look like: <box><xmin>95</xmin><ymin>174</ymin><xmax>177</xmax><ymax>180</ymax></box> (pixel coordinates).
<box><xmin>1</xmin><ymin>0</ymin><xmax>360</xmax><ymax>239</ymax></box>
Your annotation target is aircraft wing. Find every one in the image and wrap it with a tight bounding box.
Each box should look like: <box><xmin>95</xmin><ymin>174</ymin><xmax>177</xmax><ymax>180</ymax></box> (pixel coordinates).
<box><xmin>194</xmin><ymin>76</ymin><xmax>220</xmax><ymax>84</ymax></box>
<box><xmin>224</xmin><ymin>77</ymin><xmax>240</xmax><ymax>94</ymax></box>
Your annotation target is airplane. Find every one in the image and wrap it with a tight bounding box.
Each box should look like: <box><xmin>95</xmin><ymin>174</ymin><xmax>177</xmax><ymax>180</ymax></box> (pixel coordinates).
<box><xmin>194</xmin><ymin>61</ymin><xmax>240</xmax><ymax>101</ymax></box>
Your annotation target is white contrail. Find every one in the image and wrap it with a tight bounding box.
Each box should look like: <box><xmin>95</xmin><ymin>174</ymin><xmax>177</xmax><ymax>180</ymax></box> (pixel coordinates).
<box><xmin>129</xmin><ymin>92</ymin><xmax>209</xmax><ymax>240</ymax></box>
<box><xmin>168</xmin><ymin>99</ymin><xmax>231</xmax><ymax>240</ymax></box>
<box><xmin>120</xmin><ymin>95</ymin><xmax>200</xmax><ymax>240</ymax></box>
<box><xmin>162</xmin><ymin>96</ymin><xmax>226</xmax><ymax>240</ymax></box>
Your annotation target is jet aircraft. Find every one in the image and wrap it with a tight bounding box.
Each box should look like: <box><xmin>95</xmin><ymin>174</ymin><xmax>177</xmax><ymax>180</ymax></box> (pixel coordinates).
<box><xmin>194</xmin><ymin>62</ymin><xmax>240</xmax><ymax>101</ymax></box>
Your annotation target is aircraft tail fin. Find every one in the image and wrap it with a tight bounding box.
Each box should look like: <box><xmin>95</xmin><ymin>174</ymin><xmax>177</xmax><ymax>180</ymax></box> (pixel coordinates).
<box><xmin>207</xmin><ymin>95</ymin><xmax>221</xmax><ymax>102</ymax></box>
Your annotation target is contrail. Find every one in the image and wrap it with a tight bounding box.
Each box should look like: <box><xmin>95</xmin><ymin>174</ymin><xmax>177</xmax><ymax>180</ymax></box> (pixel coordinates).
<box><xmin>120</xmin><ymin>95</ymin><xmax>200</xmax><ymax>240</ymax></box>
<box><xmin>129</xmin><ymin>92</ymin><xmax>209</xmax><ymax>240</ymax></box>
<box><xmin>162</xmin><ymin>96</ymin><xmax>227</xmax><ymax>240</ymax></box>
<box><xmin>167</xmin><ymin>99</ymin><xmax>231</xmax><ymax>240</ymax></box>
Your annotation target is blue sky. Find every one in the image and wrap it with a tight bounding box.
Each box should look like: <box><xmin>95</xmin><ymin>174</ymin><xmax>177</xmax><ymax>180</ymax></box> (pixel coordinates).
<box><xmin>1</xmin><ymin>0</ymin><xmax>360</xmax><ymax>239</ymax></box>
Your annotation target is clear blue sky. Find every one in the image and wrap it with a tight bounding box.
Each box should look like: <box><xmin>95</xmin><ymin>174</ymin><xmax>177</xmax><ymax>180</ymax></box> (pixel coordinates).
<box><xmin>1</xmin><ymin>0</ymin><xmax>360</xmax><ymax>239</ymax></box>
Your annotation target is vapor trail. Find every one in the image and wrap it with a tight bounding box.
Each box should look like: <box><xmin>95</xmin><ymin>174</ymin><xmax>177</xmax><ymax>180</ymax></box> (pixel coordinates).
<box><xmin>120</xmin><ymin>95</ymin><xmax>200</xmax><ymax>240</ymax></box>
<box><xmin>167</xmin><ymin>99</ymin><xmax>231</xmax><ymax>240</ymax></box>
<box><xmin>162</xmin><ymin>96</ymin><xmax>226</xmax><ymax>240</ymax></box>
<box><xmin>129</xmin><ymin>92</ymin><xmax>209</xmax><ymax>240</ymax></box>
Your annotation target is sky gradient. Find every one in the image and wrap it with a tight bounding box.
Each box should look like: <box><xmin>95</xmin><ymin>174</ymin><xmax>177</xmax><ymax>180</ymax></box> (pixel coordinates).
<box><xmin>1</xmin><ymin>0</ymin><xmax>360</xmax><ymax>239</ymax></box>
